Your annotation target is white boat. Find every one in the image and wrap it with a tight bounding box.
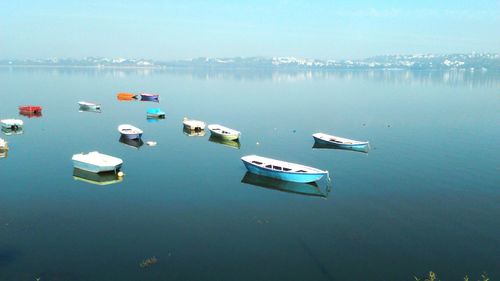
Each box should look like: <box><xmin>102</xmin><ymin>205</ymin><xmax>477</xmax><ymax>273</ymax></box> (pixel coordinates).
<box><xmin>118</xmin><ymin>124</ymin><xmax>143</xmax><ymax>139</ymax></box>
<box><xmin>0</xmin><ymin>119</ymin><xmax>24</xmax><ymax>130</ymax></box>
<box><xmin>0</xmin><ymin>138</ymin><xmax>8</xmax><ymax>150</ymax></box>
<box><xmin>183</xmin><ymin>117</ymin><xmax>206</xmax><ymax>131</ymax></box>
<box><xmin>312</xmin><ymin>133</ymin><xmax>369</xmax><ymax>148</ymax></box>
<box><xmin>207</xmin><ymin>124</ymin><xmax>241</xmax><ymax>141</ymax></box>
<box><xmin>72</xmin><ymin>151</ymin><xmax>123</xmax><ymax>173</ymax></box>
<box><xmin>78</xmin><ymin>101</ymin><xmax>101</xmax><ymax>112</ymax></box>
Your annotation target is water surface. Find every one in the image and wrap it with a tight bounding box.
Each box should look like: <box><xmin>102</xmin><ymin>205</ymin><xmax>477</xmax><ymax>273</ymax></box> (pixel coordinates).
<box><xmin>0</xmin><ymin>68</ymin><xmax>499</xmax><ymax>281</ymax></box>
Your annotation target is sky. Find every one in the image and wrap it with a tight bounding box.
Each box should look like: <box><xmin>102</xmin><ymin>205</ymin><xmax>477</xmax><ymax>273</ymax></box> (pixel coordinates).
<box><xmin>1</xmin><ymin>0</ymin><xmax>499</xmax><ymax>60</ymax></box>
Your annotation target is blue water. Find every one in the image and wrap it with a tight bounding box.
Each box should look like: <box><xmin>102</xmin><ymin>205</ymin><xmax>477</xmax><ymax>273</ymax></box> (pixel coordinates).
<box><xmin>0</xmin><ymin>68</ymin><xmax>499</xmax><ymax>281</ymax></box>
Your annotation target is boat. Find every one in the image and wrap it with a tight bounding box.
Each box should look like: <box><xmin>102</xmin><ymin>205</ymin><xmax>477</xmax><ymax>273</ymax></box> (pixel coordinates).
<box><xmin>73</xmin><ymin>168</ymin><xmax>123</xmax><ymax>186</ymax></box>
<box><xmin>183</xmin><ymin>117</ymin><xmax>205</xmax><ymax>132</ymax></box>
<box><xmin>119</xmin><ymin>135</ymin><xmax>144</xmax><ymax>149</ymax></box>
<box><xmin>118</xmin><ymin>124</ymin><xmax>143</xmax><ymax>139</ymax></box>
<box><xmin>241</xmin><ymin>172</ymin><xmax>328</xmax><ymax>198</ymax></box>
<box><xmin>208</xmin><ymin>135</ymin><xmax>240</xmax><ymax>149</ymax></box>
<box><xmin>207</xmin><ymin>124</ymin><xmax>241</xmax><ymax>141</ymax></box>
<box><xmin>312</xmin><ymin>133</ymin><xmax>369</xmax><ymax>149</ymax></box>
<box><xmin>72</xmin><ymin>151</ymin><xmax>123</xmax><ymax>173</ymax></box>
<box><xmin>117</xmin><ymin>92</ymin><xmax>138</xmax><ymax>100</ymax></box>
<box><xmin>183</xmin><ymin>127</ymin><xmax>205</xmax><ymax>137</ymax></box>
<box><xmin>0</xmin><ymin>138</ymin><xmax>8</xmax><ymax>150</ymax></box>
<box><xmin>146</xmin><ymin>108</ymin><xmax>166</xmax><ymax>119</ymax></box>
<box><xmin>139</xmin><ymin>93</ymin><xmax>159</xmax><ymax>102</ymax></box>
<box><xmin>241</xmin><ymin>155</ymin><xmax>328</xmax><ymax>183</ymax></box>
<box><xmin>19</xmin><ymin>105</ymin><xmax>42</xmax><ymax>114</ymax></box>
<box><xmin>78</xmin><ymin>101</ymin><xmax>101</xmax><ymax>112</ymax></box>
<box><xmin>0</xmin><ymin>119</ymin><xmax>24</xmax><ymax>130</ymax></box>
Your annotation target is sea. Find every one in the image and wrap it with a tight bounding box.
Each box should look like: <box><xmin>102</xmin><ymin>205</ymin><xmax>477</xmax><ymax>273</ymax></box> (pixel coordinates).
<box><xmin>0</xmin><ymin>67</ymin><xmax>499</xmax><ymax>281</ymax></box>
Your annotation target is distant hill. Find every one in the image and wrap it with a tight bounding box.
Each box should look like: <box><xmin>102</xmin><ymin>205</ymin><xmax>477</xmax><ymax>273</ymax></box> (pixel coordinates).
<box><xmin>1</xmin><ymin>53</ymin><xmax>498</xmax><ymax>71</ymax></box>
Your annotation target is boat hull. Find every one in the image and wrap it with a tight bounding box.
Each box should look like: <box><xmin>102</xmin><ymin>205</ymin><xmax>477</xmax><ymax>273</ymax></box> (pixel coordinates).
<box><xmin>140</xmin><ymin>94</ymin><xmax>159</xmax><ymax>102</ymax></box>
<box><xmin>242</xmin><ymin>161</ymin><xmax>326</xmax><ymax>183</ymax></box>
<box><xmin>72</xmin><ymin>160</ymin><xmax>122</xmax><ymax>173</ymax></box>
<box><xmin>209</xmin><ymin>130</ymin><xmax>240</xmax><ymax>141</ymax></box>
<box><xmin>120</xmin><ymin>133</ymin><xmax>142</xmax><ymax>140</ymax></box>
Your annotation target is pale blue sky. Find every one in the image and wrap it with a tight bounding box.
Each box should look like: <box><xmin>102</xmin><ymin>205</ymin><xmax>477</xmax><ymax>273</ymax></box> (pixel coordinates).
<box><xmin>1</xmin><ymin>0</ymin><xmax>499</xmax><ymax>59</ymax></box>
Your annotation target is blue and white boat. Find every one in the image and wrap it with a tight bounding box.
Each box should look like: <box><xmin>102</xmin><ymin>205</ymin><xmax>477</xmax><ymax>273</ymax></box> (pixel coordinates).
<box><xmin>146</xmin><ymin>108</ymin><xmax>165</xmax><ymax>119</ymax></box>
<box><xmin>139</xmin><ymin>93</ymin><xmax>160</xmax><ymax>102</ymax></box>
<box><xmin>118</xmin><ymin>124</ymin><xmax>143</xmax><ymax>139</ymax></box>
<box><xmin>72</xmin><ymin>151</ymin><xmax>123</xmax><ymax>173</ymax></box>
<box><xmin>241</xmin><ymin>155</ymin><xmax>328</xmax><ymax>183</ymax></box>
<box><xmin>312</xmin><ymin>133</ymin><xmax>369</xmax><ymax>149</ymax></box>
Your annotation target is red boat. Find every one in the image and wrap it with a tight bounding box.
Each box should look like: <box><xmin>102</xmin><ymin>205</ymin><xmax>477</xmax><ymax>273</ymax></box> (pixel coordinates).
<box><xmin>19</xmin><ymin>105</ymin><xmax>42</xmax><ymax>114</ymax></box>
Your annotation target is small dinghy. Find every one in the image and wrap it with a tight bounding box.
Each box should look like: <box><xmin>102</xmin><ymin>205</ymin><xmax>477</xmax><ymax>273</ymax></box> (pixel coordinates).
<box><xmin>78</xmin><ymin>101</ymin><xmax>101</xmax><ymax>112</ymax></box>
<box><xmin>118</xmin><ymin>124</ymin><xmax>143</xmax><ymax>139</ymax></box>
<box><xmin>208</xmin><ymin>124</ymin><xmax>241</xmax><ymax>141</ymax></box>
<box><xmin>0</xmin><ymin>119</ymin><xmax>24</xmax><ymax>130</ymax></box>
<box><xmin>139</xmin><ymin>93</ymin><xmax>160</xmax><ymax>102</ymax></box>
<box><xmin>0</xmin><ymin>138</ymin><xmax>8</xmax><ymax>150</ymax></box>
<box><xmin>312</xmin><ymin>133</ymin><xmax>369</xmax><ymax>148</ymax></box>
<box><xmin>146</xmin><ymin>108</ymin><xmax>166</xmax><ymax>119</ymax></box>
<box><xmin>183</xmin><ymin>117</ymin><xmax>206</xmax><ymax>132</ymax></box>
<box><xmin>117</xmin><ymin>93</ymin><xmax>138</xmax><ymax>100</ymax></box>
<box><xmin>241</xmin><ymin>155</ymin><xmax>329</xmax><ymax>183</ymax></box>
<box><xmin>72</xmin><ymin>151</ymin><xmax>123</xmax><ymax>173</ymax></box>
<box><xmin>19</xmin><ymin>105</ymin><xmax>42</xmax><ymax>114</ymax></box>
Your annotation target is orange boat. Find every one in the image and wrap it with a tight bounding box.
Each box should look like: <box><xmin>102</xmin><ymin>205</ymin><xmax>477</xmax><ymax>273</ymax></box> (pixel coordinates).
<box><xmin>117</xmin><ymin>93</ymin><xmax>138</xmax><ymax>101</ymax></box>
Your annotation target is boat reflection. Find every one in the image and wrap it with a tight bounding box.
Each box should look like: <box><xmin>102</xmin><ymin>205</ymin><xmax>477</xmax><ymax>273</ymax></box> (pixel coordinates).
<box><xmin>72</xmin><ymin>168</ymin><xmax>123</xmax><ymax>186</ymax></box>
<box><xmin>241</xmin><ymin>172</ymin><xmax>330</xmax><ymax>198</ymax></box>
<box><xmin>208</xmin><ymin>135</ymin><xmax>240</xmax><ymax>149</ymax></box>
<box><xmin>79</xmin><ymin>106</ymin><xmax>101</xmax><ymax>113</ymax></box>
<box><xmin>119</xmin><ymin>135</ymin><xmax>144</xmax><ymax>149</ymax></box>
<box><xmin>183</xmin><ymin>126</ymin><xmax>206</xmax><ymax>137</ymax></box>
<box><xmin>19</xmin><ymin>111</ymin><xmax>43</xmax><ymax>118</ymax></box>
<box><xmin>0</xmin><ymin>150</ymin><xmax>7</xmax><ymax>159</ymax></box>
<box><xmin>312</xmin><ymin>142</ymin><xmax>370</xmax><ymax>153</ymax></box>
<box><xmin>1</xmin><ymin>128</ymin><xmax>24</xmax><ymax>136</ymax></box>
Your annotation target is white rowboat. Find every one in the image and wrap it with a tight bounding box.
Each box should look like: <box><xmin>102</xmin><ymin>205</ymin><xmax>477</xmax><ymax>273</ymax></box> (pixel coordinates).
<box><xmin>208</xmin><ymin>124</ymin><xmax>241</xmax><ymax>141</ymax></box>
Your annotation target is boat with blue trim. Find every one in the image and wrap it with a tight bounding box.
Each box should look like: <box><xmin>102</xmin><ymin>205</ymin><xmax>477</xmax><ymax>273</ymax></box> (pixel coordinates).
<box><xmin>312</xmin><ymin>133</ymin><xmax>369</xmax><ymax>149</ymax></box>
<box><xmin>241</xmin><ymin>155</ymin><xmax>328</xmax><ymax>183</ymax></box>
<box><xmin>146</xmin><ymin>108</ymin><xmax>166</xmax><ymax>119</ymax></box>
<box><xmin>118</xmin><ymin>124</ymin><xmax>143</xmax><ymax>139</ymax></box>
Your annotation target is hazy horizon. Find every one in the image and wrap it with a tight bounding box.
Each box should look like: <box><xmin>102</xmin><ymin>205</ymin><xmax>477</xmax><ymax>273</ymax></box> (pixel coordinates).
<box><xmin>1</xmin><ymin>1</ymin><xmax>499</xmax><ymax>60</ymax></box>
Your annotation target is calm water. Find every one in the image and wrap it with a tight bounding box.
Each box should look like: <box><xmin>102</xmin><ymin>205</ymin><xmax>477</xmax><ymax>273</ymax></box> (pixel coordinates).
<box><xmin>0</xmin><ymin>68</ymin><xmax>499</xmax><ymax>281</ymax></box>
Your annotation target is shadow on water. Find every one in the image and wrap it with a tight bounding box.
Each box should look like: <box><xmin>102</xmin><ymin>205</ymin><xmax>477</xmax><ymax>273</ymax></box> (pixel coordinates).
<box><xmin>208</xmin><ymin>135</ymin><xmax>241</xmax><ymax>149</ymax></box>
<box><xmin>241</xmin><ymin>172</ymin><xmax>330</xmax><ymax>198</ymax></box>
<box><xmin>312</xmin><ymin>142</ymin><xmax>370</xmax><ymax>154</ymax></box>
<box><xmin>119</xmin><ymin>135</ymin><xmax>144</xmax><ymax>149</ymax></box>
<box><xmin>72</xmin><ymin>168</ymin><xmax>123</xmax><ymax>186</ymax></box>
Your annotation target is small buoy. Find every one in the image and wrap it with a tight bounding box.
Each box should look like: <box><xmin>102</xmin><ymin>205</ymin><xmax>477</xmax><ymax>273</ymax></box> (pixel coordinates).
<box><xmin>146</xmin><ymin>141</ymin><xmax>157</xmax><ymax>146</ymax></box>
<box><xmin>117</xmin><ymin>171</ymin><xmax>124</xmax><ymax>177</ymax></box>
<box><xmin>256</xmin><ymin>142</ymin><xmax>260</xmax><ymax>145</ymax></box>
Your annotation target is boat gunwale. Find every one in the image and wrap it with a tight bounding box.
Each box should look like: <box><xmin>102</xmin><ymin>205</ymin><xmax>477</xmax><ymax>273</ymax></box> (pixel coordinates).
<box><xmin>241</xmin><ymin>155</ymin><xmax>327</xmax><ymax>175</ymax></box>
